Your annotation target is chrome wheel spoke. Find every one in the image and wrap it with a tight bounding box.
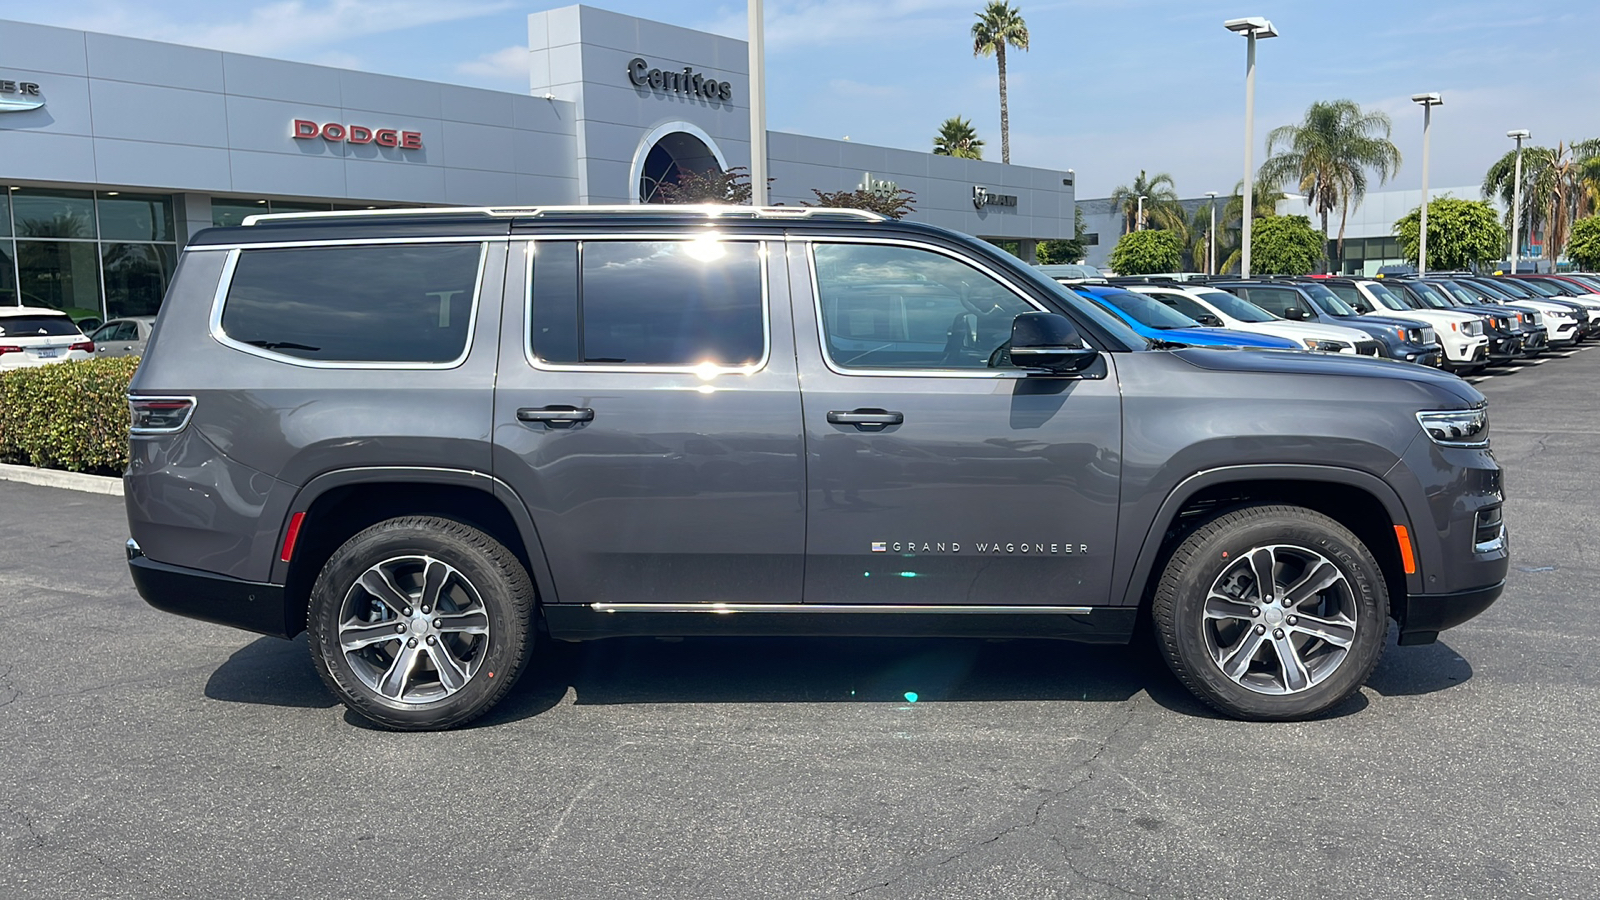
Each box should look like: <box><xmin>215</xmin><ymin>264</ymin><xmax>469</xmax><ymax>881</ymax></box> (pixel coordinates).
<box><xmin>435</xmin><ymin>610</ymin><xmax>489</xmax><ymax>636</ymax></box>
<box><xmin>426</xmin><ymin>644</ymin><xmax>470</xmax><ymax>693</ymax></box>
<box><xmin>339</xmin><ymin>620</ymin><xmax>401</xmax><ymax>651</ymax></box>
<box><xmin>1247</xmin><ymin>547</ymin><xmax>1277</xmax><ymax>602</ymax></box>
<box><xmin>377</xmin><ymin>642</ymin><xmax>423</xmax><ymax>699</ymax></box>
<box><xmin>420</xmin><ymin>557</ymin><xmax>451</xmax><ymax>611</ymax></box>
<box><xmin>1271</xmin><ymin>634</ymin><xmax>1311</xmax><ymax>692</ymax></box>
<box><xmin>359</xmin><ymin>567</ymin><xmax>413</xmax><ymax>616</ymax></box>
<box><xmin>1218</xmin><ymin>628</ymin><xmax>1268</xmax><ymax>682</ymax></box>
<box><xmin>1284</xmin><ymin>560</ymin><xmax>1344</xmax><ymax>609</ymax></box>
<box><xmin>1290</xmin><ymin>612</ymin><xmax>1356</xmax><ymax>649</ymax></box>
<box><xmin>1204</xmin><ymin>591</ymin><xmax>1257</xmax><ymax>622</ymax></box>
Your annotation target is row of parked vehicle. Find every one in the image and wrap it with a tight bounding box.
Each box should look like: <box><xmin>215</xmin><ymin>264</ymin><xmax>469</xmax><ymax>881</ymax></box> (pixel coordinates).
<box><xmin>0</xmin><ymin>308</ymin><xmax>154</xmax><ymax>371</ymax></box>
<box><xmin>1036</xmin><ymin>265</ymin><xmax>1600</xmax><ymax>376</ymax></box>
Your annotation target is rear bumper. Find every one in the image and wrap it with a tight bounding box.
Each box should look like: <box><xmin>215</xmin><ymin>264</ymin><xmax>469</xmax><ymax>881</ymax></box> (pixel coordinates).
<box><xmin>127</xmin><ymin>540</ymin><xmax>295</xmax><ymax>638</ymax></box>
<box><xmin>1394</xmin><ymin>581</ymin><xmax>1504</xmax><ymax>646</ymax></box>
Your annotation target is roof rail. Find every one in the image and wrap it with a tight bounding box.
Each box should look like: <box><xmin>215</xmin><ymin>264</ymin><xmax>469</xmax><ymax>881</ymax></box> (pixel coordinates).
<box><xmin>241</xmin><ymin>204</ymin><xmax>887</xmax><ymax>226</ymax></box>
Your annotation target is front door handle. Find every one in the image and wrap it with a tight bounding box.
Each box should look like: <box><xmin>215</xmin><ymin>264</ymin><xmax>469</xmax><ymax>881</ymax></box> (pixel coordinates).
<box><xmin>517</xmin><ymin>406</ymin><xmax>595</xmax><ymax>429</ymax></box>
<box><xmin>826</xmin><ymin>409</ymin><xmax>904</xmax><ymax>432</ymax></box>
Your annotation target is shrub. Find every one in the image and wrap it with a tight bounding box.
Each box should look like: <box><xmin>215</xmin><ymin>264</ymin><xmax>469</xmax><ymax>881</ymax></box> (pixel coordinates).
<box><xmin>1569</xmin><ymin>216</ymin><xmax>1600</xmax><ymax>271</ymax></box>
<box><xmin>1250</xmin><ymin>215</ymin><xmax>1325</xmax><ymax>275</ymax></box>
<box><xmin>0</xmin><ymin>357</ymin><xmax>140</xmax><ymax>475</ymax></box>
<box><xmin>1108</xmin><ymin>229</ymin><xmax>1182</xmax><ymax>275</ymax></box>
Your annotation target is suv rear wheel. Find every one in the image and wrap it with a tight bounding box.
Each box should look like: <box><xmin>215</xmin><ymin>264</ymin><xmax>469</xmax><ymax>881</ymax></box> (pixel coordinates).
<box><xmin>307</xmin><ymin>516</ymin><xmax>536</xmax><ymax>730</ymax></box>
<box><xmin>1152</xmin><ymin>504</ymin><xmax>1388</xmax><ymax>720</ymax></box>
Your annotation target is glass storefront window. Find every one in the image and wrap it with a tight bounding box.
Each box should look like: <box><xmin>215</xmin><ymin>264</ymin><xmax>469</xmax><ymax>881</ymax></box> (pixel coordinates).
<box><xmin>0</xmin><ymin>189</ymin><xmax>11</xmax><ymax>237</ymax></box>
<box><xmin>213</xmin><ymin>199</ymin><xmax>269</xmax><ymax>228</ymax></box>
<box><xmin>268</xmin><ymin>200</ymin><xmax>333</xmax><ymax>214</ymax></box>
<box><xmin>103</xmin><ymin>243</ymin><xmax>177</xmax><ymax>318</ymax></box>
<box><xmin>98</xmin><ymin>192</ymin><xmax>175</xmax><ymax>242</ymax></box>
<box><xmin>17</xmin><ymin>240</ymin><xmax>101</xmax><ymax>319</ymax></box>
<box><xmin>1</xmin><ymin>241</ymin><xmax>16</xmax><ymax>304</ymax></box>
<box><xmin>11</xmin><ymin>188</ymin><xmax>96</xmax><ymax>240</ymax></box>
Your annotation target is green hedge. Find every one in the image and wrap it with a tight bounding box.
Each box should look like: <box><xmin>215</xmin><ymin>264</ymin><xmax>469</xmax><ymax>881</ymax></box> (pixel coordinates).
<box><xmin>0</xmin><ymin>357</ymin><xmax>140</xmax><ymax>475</ymax></box>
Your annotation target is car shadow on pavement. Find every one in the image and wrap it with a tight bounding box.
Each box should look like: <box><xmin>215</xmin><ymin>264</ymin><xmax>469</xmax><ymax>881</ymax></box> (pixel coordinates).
<box><xmin>204</xmin><ymin>635</ymin><xmax>340</xmax><ymax>709</ymax></box>
<box><xmin>1365</xmin><ymin>635</ymin><xmax>1474</xmax><ymax>697</ymax></box>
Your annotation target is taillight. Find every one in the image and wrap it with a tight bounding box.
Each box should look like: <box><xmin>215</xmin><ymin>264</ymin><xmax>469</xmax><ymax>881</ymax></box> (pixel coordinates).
<box><xmin>0</xmin><ymin>345</ymin><xmax>23</xmax><ymax>355</ymax></box>
<box><xmin>129</xmin><ymin>395</ymin><xmax>196</xmax><ymax>434</ymax></box>
<box><xmin>70</xmin><ymin>340</ymin><xmax>94</xmax><ymax>353</ymax></box>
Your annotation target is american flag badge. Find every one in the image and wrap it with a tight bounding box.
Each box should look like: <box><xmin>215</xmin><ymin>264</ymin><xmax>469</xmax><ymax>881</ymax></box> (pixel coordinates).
<box><xmin>870</xmin><ymin>541</ymin><xmax>887</xmax><ymax>553</ymax></box>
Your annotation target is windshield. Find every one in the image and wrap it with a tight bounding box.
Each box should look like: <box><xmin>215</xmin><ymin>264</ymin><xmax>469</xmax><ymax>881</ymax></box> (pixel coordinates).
<box><xmin>1193</xmin><ymin>289</ymin><xmax>1275</xmax><ymax>323</ymax></box>
<box><xmin>1363</xmin><ymin>282</ymin><xmax>1413</xmax><ymax>311</ymax></box>
<box><xmin>1300</xmin><ymin>282</ymin><xmax>1358</xmax><ymax>316</ymax></box>
<box><xmin>1565</xmin><ymin>274</ymin><xmax>1600</xmax><ymax>292</ymax></box>
<box><xmin>1488</xmin><ymin>278</ymin><xmax>1540</xmax><ymax>298</ymax></box>
<box><xmin>0</xmin><ymin>315</ymin><xmax>81</xmax><ymax>337</ymax></box>
<box><xmin>1089</xmin><ymin>289</ymin><xmax>1202</xmax><ymax>329</ymax></box>
<box><xmin>1436</xmin><ymin>281</ymin><xmax>1481</xmax><ymax>304</ymax></box>
<box><xmin>1407</xmin><ymin>282</ymin><xmax>1455</xmax><ymax>309</ymax></box>
<box><xmin>1516</xmin><ymin>278</ymin><xmax>1567</xmax><ymax>297</ymax></box>
<box><xmin>1468</xmin><ymin>279</ymin><xmax>1518</xmax><ymax>302</ymax></box>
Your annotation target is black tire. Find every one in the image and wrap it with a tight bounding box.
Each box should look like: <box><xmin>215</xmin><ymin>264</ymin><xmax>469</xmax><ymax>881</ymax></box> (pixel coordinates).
<box><xmin>307</xmin><ymin>516</ymin><xmax>536</xmax><ymax>730</ymax></box>
<box><xmin>1151</xmin><ymin>504</ymin><xmax>1387</xmax><ymax>721</ymax></box>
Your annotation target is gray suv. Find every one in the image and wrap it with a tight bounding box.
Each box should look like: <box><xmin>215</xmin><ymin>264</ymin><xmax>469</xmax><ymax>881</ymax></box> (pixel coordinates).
<box><xmin>125</xmin><ymin>206</ymin><xmax>1508</xmax><ymax>729</ymax></box>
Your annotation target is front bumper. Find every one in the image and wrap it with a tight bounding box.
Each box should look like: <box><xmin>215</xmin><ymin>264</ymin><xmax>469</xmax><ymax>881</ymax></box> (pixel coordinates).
<box><xmin>126</xmin><ymin>540</ymin><xmax>295</xmax><ymax>638</ymax></box>
<box><xmin>1395</xmin><ymin>581</ymin><xmax>1505</xmax><ymax>645</ymax></box>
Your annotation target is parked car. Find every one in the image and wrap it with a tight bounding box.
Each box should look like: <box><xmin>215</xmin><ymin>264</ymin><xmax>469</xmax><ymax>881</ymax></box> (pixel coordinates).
<box><xmin>1315</xmin><ymin>277</ymin><xmax>1488</xmax><ymax>374</ymax></box>
<box><xmin>1388</xmin><ymin>279</ymin><xmax>1541</xmax><ymax>363</ymax></box>
<box><xmin>1067</xmin><ymin>285</ymin><xmax>1301</xmax><ymax>349</ymax></box>
<box><xmin>126</xmin><ymin>205</ymin><xmax>1507</xmax><ymax>728</ymax></box>
<box><xmin>1501</xmin><ymin>276</ymin><xmax>1600</xmax><ymax>337</ymax></box>
<box><xmin>1037</xmin><ymin>263</ymin><xmax>1107</xmax><ymax>284</ymax></box>
<box><xmin>1209</xmin><ymin>280</ymin><xmax>1439</xmax><ymax>365</ymax></box>
<box><xmin>1125</xmin><ymin>283</ymin><xmax>1373</xmax><ymax>353</ymax></box>
<box><xmin>0</xmin><ymin>307</ymin><xmax>94</xmax><ymax>370</ymax></box>
<box><xmin>1467</xmin><ymin>278</ymin><xmax>1583</xmax><ymax>345</ymax></box>
<box><xmin>89</xmin><ymin>316</ymin><xmax>157</xmax><ymax>357</ymax></box>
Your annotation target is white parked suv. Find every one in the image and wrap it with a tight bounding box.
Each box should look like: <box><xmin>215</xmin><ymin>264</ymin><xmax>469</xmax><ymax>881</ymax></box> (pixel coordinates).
<box><xmin>1129</xmin><ymin>284</ymin><xmax>1371</xmax><ymax>353</ymax></box>
<box><xmin>0</xmin><ymin>308</ymin><xmax>94</xmax><ymax>370</ymax></box>
<box><xmin>1321</xmin><ymin>279</ymin><xmax>1489</xmax><ymax>374</ymax></box>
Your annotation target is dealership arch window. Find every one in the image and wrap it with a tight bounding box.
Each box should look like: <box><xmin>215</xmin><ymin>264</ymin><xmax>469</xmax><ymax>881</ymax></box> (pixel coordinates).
<box><xmin>530</xmin><ymin>239</ymin><xmax>765</xmax><ymax>368</ymax></box>
<box><xmin>811</xmin><ymin>242</ymin><xmax>1034</xmax><ymax>370</ymax></box>
<box><xmin>631</xmin><ymin>123</ymin><xmax>728</xmax><ymax>204</ymax></box>
<box><xmin>219</xmin><ymin>242</ymin><xmax>485</xmax><ymax>364</ymax></box>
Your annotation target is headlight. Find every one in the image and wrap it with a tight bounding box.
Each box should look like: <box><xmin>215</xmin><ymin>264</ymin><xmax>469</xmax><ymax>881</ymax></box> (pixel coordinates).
<box><xmin>1302</xmin><ymin>338</ymin><xmax>1349</xmax><ymax>352</ymax></box>
<box><xmin>1417</xmin><ymin>407</ymin><xmax>1489</xmax><ymax>448</ymax></box>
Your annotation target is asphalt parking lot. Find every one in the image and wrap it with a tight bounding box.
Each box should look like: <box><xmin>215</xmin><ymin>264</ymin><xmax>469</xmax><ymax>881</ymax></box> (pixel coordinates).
<box><xmin>3</xmin><ymin>349</ymin><xmax>1598</xmax><ymax>900</ymax></box>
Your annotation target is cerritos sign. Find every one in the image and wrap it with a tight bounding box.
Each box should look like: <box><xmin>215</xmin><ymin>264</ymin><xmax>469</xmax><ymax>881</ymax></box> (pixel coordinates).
<box><xmin>292</xmin><ymin>119</ymin><xmax>423</xmax><ymax>150</ymax></box>
<box><xmin>627</xmin><ymin>57</ymin><xmax>732</xmax><ymax>102</ymax></box>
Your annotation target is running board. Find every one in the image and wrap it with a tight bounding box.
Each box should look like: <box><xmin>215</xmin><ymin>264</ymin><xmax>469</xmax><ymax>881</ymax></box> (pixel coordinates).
<box><xmin>543</xmin><ymin>603</ymin><xmax>1135</xmax><ymax>643</ymax></box>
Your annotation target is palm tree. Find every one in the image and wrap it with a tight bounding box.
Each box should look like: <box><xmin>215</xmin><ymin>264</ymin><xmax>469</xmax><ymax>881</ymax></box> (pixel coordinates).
<box><xmin>1484</xmin><ymin>141</ymin><xmax>1598</xmax><ymax>262</ymax></box>
<box><xmin>1109</xmin><ymin>170</ymin><xmax>1179</xmax><ymax>234</ymax></box>
<box><xmin>1213</xmin><ymin>178</ymin><xmax>1286</xmax><ymax>273</ymax></box>
<box><xmin>971</xmin><ymin>2</ymin><xmax>1029</xmax><ymax>165</ymax></box>
<box><xmin>932</xmin><ymin>116</ymin><xmax>984</xmax><ymax>159</ymax></box>
<box><xmin>1257</xmin><ymin>100</ymin><xmax>1402</xmax><ymax>265</ymax></box>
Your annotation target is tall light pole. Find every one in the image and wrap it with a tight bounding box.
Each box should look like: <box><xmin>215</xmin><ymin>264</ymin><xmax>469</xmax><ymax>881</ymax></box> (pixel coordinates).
<box><xmin>748</xmin><ymin>0</ymin><xmax>768</xmax><ymax>206</ymax></box>
<box><xmin>1205</xmin><ymin>190</ymin><xmax>1219</xmax><ymax>274</ymax></box>
<box><xmin>1412</xmin><ymin>92</ymin><xmax>1442</xmax><ymax>275</ymax></box>
<box><xmin>1507</xmin><ymin>129</ymin><xmax>1529</xmax><ymax>274</ymax></box>
<box><xmin>1136</xmin><ymin>195</ymin><xmax>1147</xmax><ymax>231</ymax></box>
<box><xmin>1224</xmin><ymin>16</ymin><xmax>1277</xmax><ymax>278</ymax></box>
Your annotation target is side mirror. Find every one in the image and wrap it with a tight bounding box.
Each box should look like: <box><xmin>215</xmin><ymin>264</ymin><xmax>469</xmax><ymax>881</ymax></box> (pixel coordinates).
<box><xmin>1283</xmin><ymin>307</ymin><xmax>1307</xmax><ymax>320</ymax></box>
<box><xmin>1196</xmin><ymin>313</ymin><xmax>1224</xmax><ymax>327</ymax></box>
<box><xmin>1009</xmin><ymin>312</ymin><xmax>1099</xmax><ymax>374</ymax></box>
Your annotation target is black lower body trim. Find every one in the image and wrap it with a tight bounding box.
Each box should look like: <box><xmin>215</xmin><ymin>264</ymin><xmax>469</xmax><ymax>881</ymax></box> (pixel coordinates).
<box><xmin>543</xmin><ymin>604</ymin><xmax>1139</xmax><ymax>644</ymax></box>
<box><xmin>129</xmin><ymin>555</ymin><xmax>295</xmax><ymax>638</ymax></box>
<box><xmin>1394</xmin><ymin>581</ymin><xmax>1504</xmax><ymax>646</ymax></box>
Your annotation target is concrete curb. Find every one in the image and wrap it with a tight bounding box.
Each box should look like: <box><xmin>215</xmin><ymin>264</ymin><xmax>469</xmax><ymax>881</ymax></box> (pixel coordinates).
<box><xmin>0</xmin><ymin>463</ymin><xmax>124</xmax><ymax>496</ymax></box>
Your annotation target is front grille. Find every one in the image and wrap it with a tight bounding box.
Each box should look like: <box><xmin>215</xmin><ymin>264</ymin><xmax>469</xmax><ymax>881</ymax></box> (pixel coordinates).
<box><xmin>1465</xmin><ymin>320</ymin><xmax>1485</xmax><ymax>336</ymax></box>
<box><xmin>1530</xmin><ymin>311</ymin><xmax>1545</xmax><ymax>328</ymax></box>
<box><xmin>1420</xmin><ymin>326</ymin><xmax>1437</xmax><ymax>345</ymax></box>
<box><xmin>1353</xmin><ymin>340</ymin><xmax>1383</xmax><ymax>357</ymax></box>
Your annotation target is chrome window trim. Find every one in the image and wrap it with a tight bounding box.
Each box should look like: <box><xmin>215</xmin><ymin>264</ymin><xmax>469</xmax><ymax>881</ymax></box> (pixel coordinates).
<box><xmin>127</xmin><ymin>393</ymin><xmax>198</xmax><ymax>436</ymax></box>
<box><xmin>191</xmin><ymin>235</ymin><xmax>510</xmax><ymax>252</ymax></box>
<box><xmin>801</xmin><ymin>236</ymin><xmax>1049</xmax><ymax>379</ymax></box>
<box><xmin>518</xmin><ymin>236</ymin><xmax>772</xmax><ymax>376</ymax></box>
<box><xmin>207</xmin><ymin>241</ymin><xmax>489</xmax><ymax>371</ymax></box>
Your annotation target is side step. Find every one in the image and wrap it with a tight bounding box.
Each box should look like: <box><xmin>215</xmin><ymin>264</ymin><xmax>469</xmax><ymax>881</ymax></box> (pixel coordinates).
<box><xmin>543</xmin><ymin>603</ymin><xmax>1138</xmax><ymax>643</ymax></box>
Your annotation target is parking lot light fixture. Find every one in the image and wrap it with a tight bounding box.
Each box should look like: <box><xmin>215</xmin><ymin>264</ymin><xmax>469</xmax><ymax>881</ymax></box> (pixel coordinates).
<box><xmin>1412</xmin><ymin>92</ymin><xmax>1443</xmax><ymax>276</ymax></box>
<box><xmin>1507</xmin><ymin>129</ymin><xmax>1530</xmax><ymax>274</ymax></box>
<box><xmin>1205</xmin><ymin>191</ymin><xmax>1219</xmax><ymax>274</ymax></box>
<box><xmin>1225</xmin><ymin>16</ymin><xmax>1278</xmax><ymax>278</ymax></box>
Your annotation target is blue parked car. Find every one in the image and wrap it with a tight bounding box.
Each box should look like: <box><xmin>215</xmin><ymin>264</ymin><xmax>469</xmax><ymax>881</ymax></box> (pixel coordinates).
<box><xmin>1069</xmin><ymin>285</ymin><xmax>1300</xmax><ymax>349</ymax></box>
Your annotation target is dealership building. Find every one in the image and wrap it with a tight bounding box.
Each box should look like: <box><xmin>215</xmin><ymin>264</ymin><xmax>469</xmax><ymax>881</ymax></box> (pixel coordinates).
<box><xmin>0</xmin><ymin>6</ymin><xmax>1076</xmax><ymax>323</ymax></box>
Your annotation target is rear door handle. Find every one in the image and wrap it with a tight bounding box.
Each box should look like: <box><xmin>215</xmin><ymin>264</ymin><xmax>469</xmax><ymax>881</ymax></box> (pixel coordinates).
<box><xmin>826</xmin><ymin>409</ymin><xmax>904</xmax><ymax>432</ymax></box>
<box><xmin>517</xmin><ymin>406</ymin><xmax>594</xmax><ymax>428</ymax></box>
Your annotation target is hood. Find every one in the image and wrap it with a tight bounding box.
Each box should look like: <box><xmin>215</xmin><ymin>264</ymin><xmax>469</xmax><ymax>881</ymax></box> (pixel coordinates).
<box><xmin>1168</xmin><ymin>347</ymin><xmax>1483</xmax><ymax>405</ymax></box>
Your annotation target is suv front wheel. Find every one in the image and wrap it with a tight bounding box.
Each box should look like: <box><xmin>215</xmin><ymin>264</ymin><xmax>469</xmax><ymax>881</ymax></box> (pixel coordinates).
<box><xmin>307</xmin><ymin>516</ymin><xmax>536</xmax><ymax>730</ymax></box>
<box><xmin>1152</xmin><ymin>505</ymin><xmax>1388</xmax><ymax>720</ymax></box>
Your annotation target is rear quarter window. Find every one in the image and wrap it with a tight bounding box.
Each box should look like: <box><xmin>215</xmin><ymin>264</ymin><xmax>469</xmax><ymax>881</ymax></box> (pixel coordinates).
<box><xmin>219</xmin><ymin>242</ymin><xmax>485</xmax><ymax>364</ymax></box>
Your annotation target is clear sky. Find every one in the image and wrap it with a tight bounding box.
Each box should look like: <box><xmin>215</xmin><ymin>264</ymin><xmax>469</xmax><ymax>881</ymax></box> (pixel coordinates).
<box><xmin>17</xmin><ymin>1</ymin><xmax>1600</xmax><ymax>199</ymax></box>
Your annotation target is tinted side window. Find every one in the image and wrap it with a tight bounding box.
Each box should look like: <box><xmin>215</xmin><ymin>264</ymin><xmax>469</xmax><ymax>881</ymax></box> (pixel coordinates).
<box><xmin>1151</xmin><ymin>291</ymin><xmax>1211</xmax><ymax>321</ymax></box>
<box><xmin>221</xmin><ymin>243</ymin><xmax>483</xmax><ymax>363</ymax></box>
<box><xmin>531</xmin><ymin>240</ymin><xmax>765</xmax><ymax>367</ymax></box>
<box><xmin>1247</xmin><ymin>287</ymin><xmax>1306</xmax><ymax>318</ymax></box>
<box><xmin>1328</xmin><ymin>284</ymin><xmax>1370</xmax><ymax>312</ymax></box>
<box><xmin>812</xmin><ymin>243</ymin><xmax>1034</xmax><ymax>370</ymax></box>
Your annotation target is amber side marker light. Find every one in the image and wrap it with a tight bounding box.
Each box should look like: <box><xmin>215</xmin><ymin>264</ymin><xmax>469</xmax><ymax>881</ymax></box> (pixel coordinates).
<box><xmin>1393</xmin><ymin>524</ymin><xmax>1417</xmax><ymax>575</ymax></box>
<box><xmin>280</xmin><ymin>512</ymin><xmax>306</xmax><ymax>563</ymax></box>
